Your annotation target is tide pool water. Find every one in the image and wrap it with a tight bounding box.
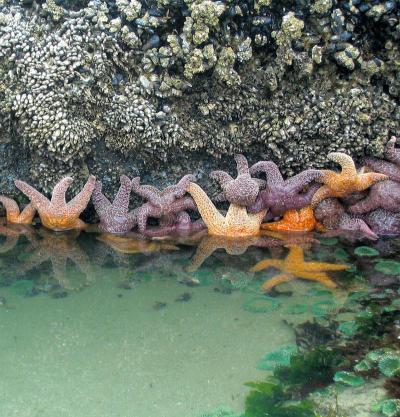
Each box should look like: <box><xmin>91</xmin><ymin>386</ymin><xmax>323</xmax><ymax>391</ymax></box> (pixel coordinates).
<box><xmin>0</xmin><ymin>227</ymin><xmax>399</xmax><ymax>417</ymax></box>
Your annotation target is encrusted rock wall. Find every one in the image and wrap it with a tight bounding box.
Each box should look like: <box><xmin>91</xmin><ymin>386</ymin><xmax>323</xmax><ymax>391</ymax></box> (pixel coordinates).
<box><xmin>0</xmin><ymin>0</ymin><xmax>399</xmax><ymax>204</ymax></box>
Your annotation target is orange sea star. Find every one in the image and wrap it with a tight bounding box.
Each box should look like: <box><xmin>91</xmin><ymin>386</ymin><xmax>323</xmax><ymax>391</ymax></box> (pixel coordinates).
<box><xmin>261</xmin><ymin>206</ymin><xmax>319</xmax><ymax>232</ymax></box>
<box><xmin>187</xmin><ymin>182</ymin><xmax>266</xmax><ymax>237</ymax></box>
<box><xmin>0</xmin><ymin>196</ymin><xmax>36</xmax><ymax>224</ymax></box>
<box><xmin>250</xmin><ymin>245</ymin><xmax>349</xmax><ymax>292</ymax></box>
<box><xmin>311</xmin><ymin>153</ymin><xmax>387</xmax><ymax>207</ymax></box>
<box><xmin>14</xmin><ymin>176</ymin><xmax>95</xmax><ymax>231</ymax></box>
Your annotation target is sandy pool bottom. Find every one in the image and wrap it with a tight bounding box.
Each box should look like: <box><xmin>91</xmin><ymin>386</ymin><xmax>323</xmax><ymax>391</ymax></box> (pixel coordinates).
<box><xmin>0</xmin><ymin>266</ymin><xmax>294</xmax><ymax>417</ymax></box>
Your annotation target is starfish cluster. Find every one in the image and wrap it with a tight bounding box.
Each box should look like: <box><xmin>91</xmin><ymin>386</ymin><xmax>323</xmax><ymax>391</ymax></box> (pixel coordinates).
<box><xmin>1</xmin><ymin>142</ymin><xmax>400</xmax><ymax>239</ymax></box>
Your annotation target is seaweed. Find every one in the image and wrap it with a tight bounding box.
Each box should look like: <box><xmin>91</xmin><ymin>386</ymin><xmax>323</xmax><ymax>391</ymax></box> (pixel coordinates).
<box><xmin>244</xmin><ymin>381</ymin><xmax>317</xmax><ymax>417</ymax></box>
<box><xmin>273</xmin><ymin>347</ymin><xmax>344</xmax><ymax>395</ymax></box>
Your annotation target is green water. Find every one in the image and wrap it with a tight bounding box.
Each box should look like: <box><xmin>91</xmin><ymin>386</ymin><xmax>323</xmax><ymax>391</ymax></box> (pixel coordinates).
<box><xmin>0</xmin><ymin>226</ymin><xmax>399</xmax><ymax>417</ymax></box>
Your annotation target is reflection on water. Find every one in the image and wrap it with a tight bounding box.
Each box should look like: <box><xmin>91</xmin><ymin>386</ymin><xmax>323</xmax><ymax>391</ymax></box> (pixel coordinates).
<box><xmin>0</xmin><ymin>224</ymin><xmax>399</xmax><ymax>417</ymax></box>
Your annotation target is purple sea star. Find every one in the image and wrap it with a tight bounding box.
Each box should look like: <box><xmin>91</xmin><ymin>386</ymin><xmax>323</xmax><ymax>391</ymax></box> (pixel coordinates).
<box><xmin>314</xmin><ymin>198</ymin><xmax>378</xmax><ymax>240</ymax></box>
<box><xmin>363</xmin><ymin>209</ymin><xmax>400</xmax><ymax>237</ymax></box>
<box><xmin>133</xmin><ymin>174</ymin><xmax>197</xmax><ymax>233</ymax></box>
<box><xmin>348</xmin><ymin>180</ymin><xmax>400</xmax><ymax>214</ymax></box>
<box><xmin>14</xmin><ymin>176</ymin><xmax>95</xmax><ymax>231</ymax></box>
<box><xmin>247</xmin><ymin>160</ymin><xmax>322</xmax><ymax>217</ymax></box>
<box><xmin>210</xmin><ymin>154</ymin><xmax>265</xmax><ymax>206</ymax></box>
<box><xmin>92</xmin><ymin>175</ymin><xmax>137</xmax><ymax>234</ymax></box>
<box><xmin>364</xmin><ymin>136</ymin><xmax>400</xmax><ymax>182</ymax></box>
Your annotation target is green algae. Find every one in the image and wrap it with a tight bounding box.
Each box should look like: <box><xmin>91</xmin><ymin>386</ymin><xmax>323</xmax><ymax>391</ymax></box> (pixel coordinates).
<box><xmin>244</xmin><ymin>381</ymin><xmax>316</xmax><ymax>417</ymax></box>
<box><xmin>333</xmin><ymin>371</ymin><xmax>365</xmax><ymax>387</ymax></box>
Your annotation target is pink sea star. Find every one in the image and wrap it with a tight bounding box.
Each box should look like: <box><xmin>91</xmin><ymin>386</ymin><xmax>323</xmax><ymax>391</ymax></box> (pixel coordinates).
<box><xmin>133</xmin><ymin>174</ymin><xmax>197</xmax><ymax>233</ymax></box>
<box><xmin>210</xmin><ymin>154</ymin><xmax>265</xmax><ymax>206</ymax></box>
<box><xmin>92</xmin><ymin>175</ymin><xmax>137</xmax><ymax>234</ymax></box>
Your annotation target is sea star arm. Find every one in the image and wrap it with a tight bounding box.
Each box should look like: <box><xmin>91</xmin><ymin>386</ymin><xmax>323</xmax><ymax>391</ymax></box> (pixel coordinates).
<box><xmin>166</xmin><ymin>175</ymin><xmax>196</xmax><ymax>199</ymax></box>
<box><xmin>51</xmin><ymin>177</ymin><xmax>73</xmax><ymax>206</ymax></box>
<box><xmin>235</xmin><ymin>154</ymin><xmax>249</xmax><ymax>176</ymax></box>
<box><xmin>67</xmin><ymin>175</ymin><xmax>96</xmax><ymax>216</ymax></box>
<box><xmin>358</xmin><ymin>172</ymin><xmax>388</xmax><ymax>189</ymax></box>
<box><xmin>210</xmin><ymin>171</ymin><xmax>233</xmax><ymax>186</ymax></box>
<box><xmin>363</xmin><ymin>158</ymin><xmax>400</xmax><ymax>182</ymax></box>
<box><xmin>18</xmin><ymin>203</ymin><xmax>36</xmax><ymax>224</ymax></box>
<box><xmin>92</xmin><ymin>181</ymin><xmax>112</xmax><ymax>218</ymax></box>
<box><xmin>112</xmin><ymin>175</ymin><xmax>133</xmax><ymax>215</ymax></box>
<box><xmin>187</xmin><ymin>183</ymin><xmax>225</xmax><ymax>233</ymax></box>
<box><xmin>14</xmin><ymin>179</ymin><xmax>50</xmax><ymax>212</ymax></box>
<box><xmin>295</xmin><ymin>271</ymin><xmax>337</xmax><ymax>288</ymax></box>
<box><xmin>169</xmin><ymin>196</ymin><xmax>198</xmax><ymax>213</ymax></box>
<box><xmin>250</xmin><ymin>258</ymin><xmax>284</xmax><ymax>272</ymax></box>
<box><xmin>384</xmin><ymin>136</ymin><xmax>400</xmax><ymax>164</ymax></box>
<box><xmin>311</xmin><ymin>185</ymin><xmax>333</xmax><ymax>207</ymax></box>
<box><xmin>247</xmin><ymin>191</ymin><xmax>269</xmax><ymax>214</ymax></box>
<box><xmin>0</xmin><ymin>196</ymin><xmax>35</xmax><ymax>223</ymax></box>
<box><xmin>285</xmin><ymin>245</ymin><xmax>305</xmax><ymax>265</ymax></box>
<box><xmin>302</xmin><ymin>261</ymin><xmax>348</xmax><ymax>272</ymax></box>
<box><xmin>327</xmin><ymin>152</ymin><xmax>357</xmax><ymax>176</ymax></box>
<box><xmin>136</xmin><ymin>203</ymin><xmax>158</xmax><ymax>233</ymax></box>
<box><xmin>250</xmin><ymin>161</ymin><xmax>284</xmax><ymax>185</ymax></box>
<box><xmin>293</xmin><ymin>184</ymin><xmax>321</xmax><ymax>209</ymax></box>
<box><xmin>132</xmin><ymin>179</ymin><xmax>163</xmax><ymax>207</ymax></box>
<box><xmin>348</xmin><ymin>191</ymin><xmax>381</xmax><ymax>214</ymax></box>
<box><xmin>340</xmin><ymin>214</ymin><xmax>378</xmax><ymax>240</ymax></box>
<box><xmin>261</xmin><ymin>273</ymin><xmax>292</xmax><ymax>292</ymax></box>
<box><xmin>285</xmin><ymin>170</ymin><xmax>323</xmax><ymax>193</ymax></box>
<box><xmin>0</xmin><ymin>196</ymin><xmax>21</xmax><ymax>219</ymax></box>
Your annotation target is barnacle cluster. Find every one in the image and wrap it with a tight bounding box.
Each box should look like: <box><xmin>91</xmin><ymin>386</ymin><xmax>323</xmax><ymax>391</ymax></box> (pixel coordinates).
<box><xmin>0</xmin><ymin>0</ymin><xmax>400</xmax><ymax>195</ymax></box>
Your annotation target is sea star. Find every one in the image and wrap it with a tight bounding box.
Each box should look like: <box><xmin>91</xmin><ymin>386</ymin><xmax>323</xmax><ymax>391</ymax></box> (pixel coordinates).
<box><xmin>133</xmin><ymin>175</ymin><xmax>197</xmax><ymax>233</ymax></box>
<box><xmin>14</xmin><ymin>176</ymin><xmax>96</xmax><ymax>231</ymax></box>
<box><xmin>186</xmin><ymin>234</ymin><xmax>287</xmax><ymax>272</ymax></box>
<box><xmin>314</xmin><ymin>198</ymin><xmax>378</xmax><ymax>240</ymax></box>
<box><xmin>143</xmin><ymin>211</ymin><xmax>206</xmax><ymax>238</ymax></box>
<box><xmin>364</xmin><ymin>136</ymin><xmax>400</xmax><ymax>182</ymax></box>
<box><xmin>248</xmin><ymin>160</ymin><xmax>322</xmax><ymax>217</ymax></box>
<box><xmin>363</xmin><ymin>209</ymin><xmax>400</xmax><ymax>237</ymax></box>
<box><xmin>250</xmin><ymin>245</ymin><xmax>349</xmax><ymax>292</ymax></box>
<box><xmin>311</xmin><ymin>152</ymin><xmax>387</xmax><ymax>207</ymax></box>
<box><xmin>0</xmin><ymin>196</ymin><xmax>36</xmax><ymax>224</ymax></box>
<box><xmin>92</xmin><ymin>175</ymin><xmax>137</xmax><ymax>234</ymax></box>
<box><xmin>261</xmin><ymin>206</ymin><xmax>320</xmax><ymax>233</ymax></box>
<box><xmin>187</xmin><ymin>182</ymin><xmax>267</xmax><ymax>237</ymax></box>
<box><xmin>96</xmin><ymin>233</ymin><xmax>179</xmax><ymax>254</ymax></box>
<box><xmin>348</xmin><ymin>180</ymin><xmax>400</xmax><ymax>214</ymax></box>
<box><xmin>210</xmin><ymin>154</ymin><xmax>265</xmax><ymax>206</ymax></box>
<box><xmin>17</xmin><ymin>229</ymin><xmax>93</xmax><ymax>290</ymax></box>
